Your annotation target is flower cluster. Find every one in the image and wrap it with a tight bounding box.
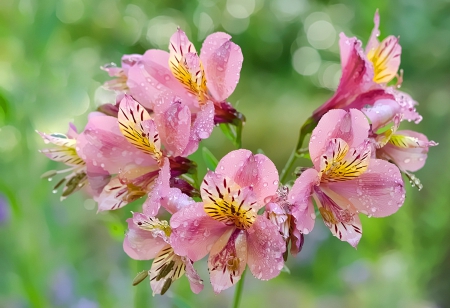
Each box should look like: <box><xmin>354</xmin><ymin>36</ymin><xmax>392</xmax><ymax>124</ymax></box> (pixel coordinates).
<box><xmin>39</xmin><ymin>12</ymin><xmax>436</xmax><ymax>296</ymax></box>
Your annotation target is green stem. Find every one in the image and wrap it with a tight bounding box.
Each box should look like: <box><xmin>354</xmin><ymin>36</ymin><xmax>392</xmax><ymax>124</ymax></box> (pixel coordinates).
<box><xmin>280</xmin><ymin>116</ymin><xmax>317</xmax><ymax>183</ymax></box>
<box><xmin>232</xmin><ymin>268</ymin><xmax>246</xmax><ymax>308</ymax></box>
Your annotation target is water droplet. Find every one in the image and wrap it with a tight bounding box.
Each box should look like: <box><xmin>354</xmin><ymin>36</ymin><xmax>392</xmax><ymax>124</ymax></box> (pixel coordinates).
<box><xmin>403</xmin><ymin>158</ymin><xmax>411</xmax><ymax>164</ymax></box>
<box><xmin>48</xmin><ymin>178</ymin><xmax>53</xmax><ymax>181</ymax></box>
<box><xmin>52</xmin><ymin>189</ymin><xmax>57</xmax><ymax>194</ymax></box>
<box><xmin>263</xmin><ymin>182</ymin><xmax>268</xmax><ymax>187</ymax></box>
<box><xmin>273</xmin><ymin>180</ymin><xmax>279</xmax><ymax>186</ymax></box>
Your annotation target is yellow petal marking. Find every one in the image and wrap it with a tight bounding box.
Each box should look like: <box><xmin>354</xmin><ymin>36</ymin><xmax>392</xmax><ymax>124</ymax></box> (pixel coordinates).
<box><xmin>118</xmin><ymin>101</ymin><xmax>162</xmax><ymax>163</ymax></box>
<box><xmin>367</xmin><ymin>36</ymin><xmax>401</xmax><ymax>84</ymax></box>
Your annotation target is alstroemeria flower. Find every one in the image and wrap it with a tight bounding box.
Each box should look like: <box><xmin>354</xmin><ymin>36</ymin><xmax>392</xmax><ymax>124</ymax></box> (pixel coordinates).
<box><xmin>124</xmin><ymin>213</ymin><xmax>203</xmax><ymax>295</ymax></box>
<box><xmin>292</xmin><ymin>109</ymin><xmax>405</xmax><ymax>247</ymax></box>
<box><xmin>170</xmin><ymin>150</ymin><xmax>285</xmax><ymax>293</ymax></box>
<box><xmin>38</xmin><ymin>124</ymin><xmax>89</xmax><ymax>200</ymax></box>
<box><xmin>101</xmin><ymin>54</ymin><xmax>142</xmax><ymax>92</ymax></box>
<box><xmin>312</xmin><ymin>11</ymin><xmax>421</xmax><ymax>124</ymax></box>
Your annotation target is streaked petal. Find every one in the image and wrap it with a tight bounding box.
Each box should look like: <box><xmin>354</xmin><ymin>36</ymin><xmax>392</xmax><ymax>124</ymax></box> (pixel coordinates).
<box><xmin>247</xmin><ymin>216</ymin><xmax>285</xmax><ymax>280</ymax></box>
<box><xmin>149</xmin><ymin>246</ymin><xmax>185</xmax><ymax>295</ymax></box>
<box><xmin>309</xmin><ymin>109</ymin><xmax>370</xmax><ymax>169</ymax></box>
<box><xmin>380</xmin><ymin>130</ymin><xmax>437</xmax><ymax>172</ymax></box>
<box><xmin>326</xmin><ymin>158</ymin><xmax>405</xmax><ymax>217</ymax></box>
<box><xmin>184</xmin><ymin>258</ymin><xmax>204</xmax><ymax>294</ymax></box>
<box><xmin>208</xmin><ymin>229</ymin><xmax>247</xmax><ymax>293</ymax></box>
<box><xmin>215</xmin><ymin>149</ymin><xmax>279</xmax><ymax>203</ymax></box>
<box><xmin>170</xmin><ymin>202</ymin><xmax>230</xmax><ymax>261</ymax></box>
<box><xmin>118</xmin><ymin>96</ymin><xmax>162</xmax><ymax>163</ymax></box>
<box><xmin>313</xmin><ymin>188</ymin><xmax>362</xmax><ymax>247</ymax></box>
<box><xmin>201</xmin><ymin>171</ymin><xmax>258</xmax><ymax>228</ymax></box>
<box><xmin>200</xmin><ymin>32</ymin><xmax>243</xmax><ymax>102</ymax></box>
<box><xmin>123</xmin><ymin>217</ymin><xmax>168</xmax><ymax>260</ymax></box>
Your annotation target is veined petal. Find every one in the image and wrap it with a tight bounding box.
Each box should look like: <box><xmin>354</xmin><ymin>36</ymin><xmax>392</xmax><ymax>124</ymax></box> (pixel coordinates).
<box><xmin>118</xmin><ymin>96</ymin><xmax>162</xmax><ymax>163</ymax></box>
<box><xmin>310</xmin><ymin>109</ymin><xmax>370</xmax><ymax>170</ymax></box>
<box><xmin>247</xmin><ymin>216</ymin><xmax>285</xmax><ymax>280</ymax></box>
<box><xmin>201</xmin><ymin>172</ymin><xmax>258</xmax><ymax>229</ymax></box>
<box><xmin>184</xmin><ymin>258</ymin><xmax>204</xmax><ymax>294</ymax></box>
<box><xmin>326</xmin><ymin>159</ymin><xmax>405</xmax><ymax>217</ymax></box>
<box><xmin>313</xmin><ymin>188</ymin><xmax>362</xmax><ymax>247</ymax></box>
<box><xmin>38</xmin><ymin>131</ymin><xmax>77</xmax><ymax>148</ymax></box>
<box><xmin>320</xmin><ymin>139</ymin><xmax>371</xmax><ymax>182</ymax></box>
<box><xmin>367</xmin><ymin>36</ymin><xmax>401</xmax><ymax>84</ymax></box>
<box><xmin>39</xmin><ymin>146</ymin><xmax>85</xmax><ymax>166</ymax></box>
<box><xmin>149</xmin><ymin>246</ymin><xmax>186</xmax><ymax>295</ymax></box>
<box><xmin>169</xmin><ymin>29</ymin><xmax>208</xmax><ymax>104</ymax></box>
<box><xmin>366</xmin><ymin>10</ymin><xmax>380</xmax><ymax>55</ymax></box>
<box><xmin>380</xmin><ymin>130</ymin><xmax>437</xmax><ymax>172</ymax></box>
<box><xmin>200</xmin><ymin>32</ymin><xmax>243</xmax><ymax>102</ymax></box>
<box><xmin>215</xmin><ymin>149</ymin><xmax>279</xmax><ymax>203</ymax></box>
<box><xmin>123</xmin><ymin>218</ymin><xmax>168</xmax><ymax>260</ymax></box>
<box><xmin>170</xmin><ymin>202</ymin><xmax>230</xmax><ymax>261</ymax></box>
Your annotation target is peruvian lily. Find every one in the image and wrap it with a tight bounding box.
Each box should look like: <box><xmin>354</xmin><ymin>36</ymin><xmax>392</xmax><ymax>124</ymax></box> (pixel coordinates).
<box><xmin>169</xmin><ymin>149</ymin><xmax>285</xmax><ymax>293</ymax></box>
<box><xmin>124</xmin><ymin>213</ymin><xmax>203</xmax><ymax>295</ymax></box>
<box><xmin>292</xmin><ymin>109</ymin><xmax>405</xmax><ymax>247</ymax></box>
<box><xmin>38</xmin><ymin>123</ymin><xmax>89</xmax><ymax>200</ymax></box>
<box><xmin>312</xmin><ymin>10</ymin><xmax>421</xmax><ymax>125</ymax></box>
<box><xmin>365</xmin><ymin>107</ymin><xmax>438</xmax><ymax>190</ymax></box>
<box><xmin>77</xmin><ymin>95</ymin><xmax>196</xmax><ymax>211</ymax></box>
<box><xmin>101</xmin><ymin>54</ymin><xmax>142</xmax><ymax>92</ymax></box>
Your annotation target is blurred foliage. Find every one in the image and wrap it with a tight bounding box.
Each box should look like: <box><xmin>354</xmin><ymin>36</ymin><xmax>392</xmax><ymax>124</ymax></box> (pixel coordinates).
<box><xmin>0</xmin><ymin>0</ymin><xmax>449</xmax><ymax>307</ymax></box>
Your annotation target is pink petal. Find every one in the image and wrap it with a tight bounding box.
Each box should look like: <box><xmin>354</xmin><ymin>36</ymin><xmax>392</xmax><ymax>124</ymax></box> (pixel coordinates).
<box><xmin>121</xmin><ymin>54</ymin><xmax>142</xmax><ymax>75</ymax></box>
<box><xmin>123</xmin><ymin>217</ymin><xmax>168</xmax><ymax>260</ymax></box>
<box><xmin>215</xmin><ymin>149</ymin><xmax>279</xmax><ymax>203</ymax></box>
<box><xmin>365</xmin><ymin>9</ymin><xmax>380</xmax><ymax>54</ymax></box>
<box><xmin>380</xmin><ymin>130</ymin><xmax>436</xmax><ymax>172</ymax></box>
<box><xmin>208</xmin><ymin>229</ymin><xmax>246</xmax><ymax>293</ymax></box>
<box><xmin>388</xmin><ymin>89</ymin><xmax>423</xmax><ymax>124</ymax></box>
<box><xmin>370</xmin><ymin>36</ymin><xmax>401</xmax><ymax>84</ymax></box>
<box><xmin>289</xmin><ymin>168</ymin><xmax>320</xmax><ymax>236</ymax></box>
<box><xmin>200</xmin><ymin>32</ymin><xmax>243</xmax><ymax>102</ymax></box>
<box><xmin>313</xmin><ymin>188</ymin><xmax>362</xmax><ymax>247</ymax></box>
<box><xmin>326</xmin><ymin>158</ymin><xmax>405</xmax><ymax>217</ymax></box>
<box><xmin>127</xmin><ymin>50</ymin><xmax>191</xmax><ymax>109</ymax></box>
<box><xmin>312</xmin><ymin>34</ymin><xmax>377</xmax><ymax>120</ymax></box>
<box><xmin>362</xmin><ymin>98</ymin><xmax>400</xmax><ymax>131</ymax></box>
<box><xmin>181</xmin><ymin>101</ymin><xmax>215</xmax><ymax>156</ymax></box>
<box><xmin>309</xmin><ymin>109</ymin><xmax>370</xmax><ymax>170</ymax></box>
<box><xmin>170</xmin><ymin>202</ymin><xmax>231</xmax><ymax>261</ymax></box>
<box><xmin>246</xmin><ymin>216</ymin><xmax>285</xmax><ymax>280</ymax></box>
<box><xmin>154</xmin><ymin>99</ymin><xmax>191</xmax><ymax>156</ymax></box>
<box><xmin>184</xmin><ymin>258</ymin><xmax>204</xmax><ymax>294</ymax></box>
<box><xmin>77</xmin><ymin>115</ymin><xmax>154</xmax><ymax>174</ymax></box>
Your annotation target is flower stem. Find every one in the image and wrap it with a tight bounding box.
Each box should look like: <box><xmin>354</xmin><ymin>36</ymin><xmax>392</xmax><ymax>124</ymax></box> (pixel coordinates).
<box><xmin>232</xmin><ymin>268</ymin><xmax>246</xmax><ymax>308</ymax></box>
<box><xmin>280</xmin><ymin>116</ymin><xmax>317</xmax><ymax>183</ymax></box>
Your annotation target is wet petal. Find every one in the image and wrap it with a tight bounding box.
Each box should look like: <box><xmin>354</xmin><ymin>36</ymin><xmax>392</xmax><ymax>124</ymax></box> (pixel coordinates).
<box><xmin>289</xmin><ymin>168</ymin><xmax>320</xmax><ymax>237</ymax></box>
<box><xmin>149</xmin><ymin>246</ymin><xmax>185</xmax><ymax>295</ymax></box>
<box><xmin>184</xmin><ymin>258</ymin><xmax>204</xmax><ymax>294</ymax></box>
<box><xmin>118</xmin><ymin>96</ymin><xmax>162</xmax><ymax>163</ymax></box>
<box><xmin>326</xmin><ymin>158</ymin><xmax>405</xmax><ymax>217</ymax></box>
<box><xmin>362</xmin><ymin>98</ymin><xmax>400</xmax><ymax>131</ymax></box>
<box><xmin>380</xmin><ymin>130</ymin><xmax>437</xmax><ymax>172</ymax></box>
<box><xmin>123</xmin><ymin>217</ymin><xmax>168</xmax><ymax>260</ymax></box>
<box><xmin>365</xmin><ymin>10</ymin><xmax>380</xmax><ymax>54</ymax></box>
<box><xmin>313</xmin><ymin>188</ymin><xmax>362</xmax><ymax>247</ymax></box>
<box><xmin>201</xmin><ymin>171</ymin><xmax>259</xmax><ymax>228</ymax></box>
<box><xmin>170</xmin><ymin>202</ymin><xmax>230</xmax><ymax>261</ymax></box>
<box><xmin>208</xmin><ymin>229</ymin><xmax>247</xmax><ymax>293</ymax></box>
<box><xmin>200</xmin><ymin>32</ymin><xmax>243</xmax><ymax>102</ymax></box>
<box><xmin>367</xmin><ymin>35</ymin><xmax>401</xmax><ymax>84</ymax></box>
<box><xmin>215</xmin><ymin>149</ymin><xmax>279</xmax><ymax>203</ymax></box>
<box><xmin>247</xmin><ymin>216</ymin><xmax>285</xmax><ymax>280</ymax></box>
<box><xmin>388</xmin><ymin>89</ymin><xmax>422</xmax><ymax>124</ymax></box>
<box><xmin>310</xmin><ymin>109</ymin><xmax>370</xmax><ymax>169</ymax></box>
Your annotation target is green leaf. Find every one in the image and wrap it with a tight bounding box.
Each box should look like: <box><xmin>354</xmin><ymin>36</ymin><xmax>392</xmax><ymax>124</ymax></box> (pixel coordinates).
<box><xmin>219</xmin><ymin>119</ymin><xmax>243</xmax><ymax>149</ymax></box>
<box><xmin>202</xmin><ymin>147</ymin><xmax>219</xmax><ymax>171</ymax></box>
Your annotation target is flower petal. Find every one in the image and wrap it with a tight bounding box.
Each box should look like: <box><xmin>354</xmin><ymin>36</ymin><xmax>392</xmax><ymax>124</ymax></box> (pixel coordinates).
<box><xmin>247</xmin><ymin>216</ymin><xmax>285</xmax><ymax>280</ymax></box>
<box><xmin>149</xmin><ymin>245</ymin><xmax>185</xmax><ymax>295</ymax></box>
<box><xmin>215</xmin><ymin>149</ymin><xmax>279</xmax><ymax>203</ymax></box>
<box><xmin>289</xmin><ymin>168</ymin><xmax>320</xmax><ymax>236</ymax></box>
<box><xmin>365</xmin><ymin>9</ymin><xmax>380</xmax><ymax>55</ymax></box>
<box><xmin>123</xmin><ymin>217</ymin><xmax>168</xmax><ymax>260</ymax></box>
<box><xmin>362</xmin><ymin>98</ymin><xmax>401</xmax><ymax>131</ymax></box>
<box><xmin>309</xmin><ymin>109</ymin><xmax>370</xmax><ymax>169</ymax></box>
<box><xmin>118</xmin><ymin>96</ymin><xmax>162</xmax><ymax>163</ymax></box>
<box><xmin>380</xmin><ymin>130</ymin><xmax>437</xmax><ymax>172</ymax></box>
<box><xmin>184</xmin><ymin>258</ymin><xmax>204</xmax><ymax>294</ymax></box>
<box><xmin>200</xmin><ymin>32</ymin><xmax>243</xmax><ymax>102</ymax></box>
<box><xmin>170</xmin><ymin>202</ymin><xmax>230</xmax><ymax>261</ymax></box>
<box><xmin>367</xmin><ymin>35</ymin><xmax>401</xmax><ymax>84</ymax></box>
<box><xmin>313</xmin><ymin>188</ymin><xmax>362</xmax><ymax>247</ymax></box>
<box><xmin>208</xmin><ymin>229</ymin><xmax>247</xmax><ymax>293</ymax></box>
<box><xmin>326</xmin><ymin>158</ymin><xmax>405</xmax><ymax>217</ymax></box>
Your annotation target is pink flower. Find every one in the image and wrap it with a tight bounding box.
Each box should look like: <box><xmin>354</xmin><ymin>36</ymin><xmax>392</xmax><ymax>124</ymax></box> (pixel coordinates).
<box><xmin>38</xmin><ymin>124</ymin><xmax>91</xmax><ymax>199</ymax></box>
<box><xmin>169</xmin><ymin>150</ymin><xmax>285</xmax><ymax>293</ymax></box>
<box><xmin>101</xmin><ymin>54</ymin><xmax>142</xmax><ymax>91</ymax></box>
<box><xmin>124</xmin><ymin>212</ymin><xmax>204</xmax><ymax>295</ymax></box>
<box><xmin>312</xmin><ymin>11</ymin><xmax>421</xmax><ymax>124</ymax></box>
<box><xmin>292</xmin><ymin>109</ymin><xmax>406</xmax><ymax>247</ymax></box>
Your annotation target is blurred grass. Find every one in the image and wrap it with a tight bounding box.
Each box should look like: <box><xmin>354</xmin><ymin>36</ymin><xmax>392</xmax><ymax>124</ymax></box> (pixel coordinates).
<box><xmin>1</xmin><ymin>0</ymin><xmax>449</xmax><ymax>307</ymax></box>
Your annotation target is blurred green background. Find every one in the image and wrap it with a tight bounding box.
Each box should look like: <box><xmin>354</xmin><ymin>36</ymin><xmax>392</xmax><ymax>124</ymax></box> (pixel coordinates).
<box><xmin>1</xmin><ymin>0</ymin><xmax>449</xmax><ymax>307</ymax></box>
